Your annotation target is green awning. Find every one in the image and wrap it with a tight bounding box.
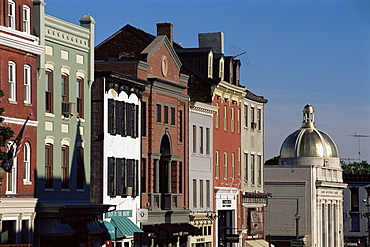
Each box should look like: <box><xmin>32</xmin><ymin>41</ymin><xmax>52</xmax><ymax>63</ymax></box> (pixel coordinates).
<box><xmin>110</xmin><ymin>217</ymin><xmax>143</xmax><ymax>237</ymax></box>
<box><xmin>102</xmin><ymin>221</ymin><xmax>116</xmax><ymax>240</ymax></box>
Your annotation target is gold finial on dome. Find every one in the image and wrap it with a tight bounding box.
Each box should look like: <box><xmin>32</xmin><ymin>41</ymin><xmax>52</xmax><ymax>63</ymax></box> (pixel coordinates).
<box><xmin>302</xmin><ymin>104</ymin><xmax>315</xmax><ymax>128</ymax></box>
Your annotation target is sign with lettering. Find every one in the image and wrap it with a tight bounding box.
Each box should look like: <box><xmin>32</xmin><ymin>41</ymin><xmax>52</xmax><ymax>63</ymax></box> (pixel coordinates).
<box><xmin>105</xmin><ymin>210</ymin><xmax>132</xmax><ymax>218</ymax></box>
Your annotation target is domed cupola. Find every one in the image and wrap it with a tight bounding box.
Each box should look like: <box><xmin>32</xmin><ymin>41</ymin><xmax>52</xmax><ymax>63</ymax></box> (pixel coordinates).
<box><xmin>280</xmin><ymin>104</ymin><xmax>338</xmax><ymax>158</ymax></box>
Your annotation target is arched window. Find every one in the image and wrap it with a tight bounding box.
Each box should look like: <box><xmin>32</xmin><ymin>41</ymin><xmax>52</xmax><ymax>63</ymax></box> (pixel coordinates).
<box><xmin>61</xmin><ymin>74</ymin><xmax>69</xmax><ymax>102</ymax></box>
<box><xmin>22</xmin><ymin>5</ymin><xmax>30</xmax><ymax>33</ymax></box>
<box><xmin>8</xmin><ymin>0</ymin><xmax>15</xmax><ymax>29</ymax></box>
<box><xmin>23</xmin><ymin>142</ymin><xmax>31</xmax><ymax>183</ymax></box>
<box><xmin>45</xmin><ymin>144</ymin><xmax>53</xmax><ymax>188</ymax></box>
<box><xmin>45</xmin><ymin>70</ymin><xmax>53</xmax><ymax>113</ymax></box>
<box><xmin>76</xmin><ymin>77</ymin><xmax>84</xmax><ymax>118</ymax></box>
<box><xmin>61</xmin><ymin>145</ymin><xmax>69</xmax><ymax>189</ymax></box>
<box><xmin>6</xmin><ymin>142</ymin><xmax>17</xmax><ymax>194</ymax></box>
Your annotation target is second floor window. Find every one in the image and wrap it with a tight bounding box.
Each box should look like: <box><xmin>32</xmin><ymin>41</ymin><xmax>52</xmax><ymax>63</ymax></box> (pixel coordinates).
<box><xmin>200</xmin><ymin>127</ymin><xmax>204</xmax><ymax>154</ymax></box>
<box><xmin>156</xmin><ymin>104</ymin><xmax>161</xmax><ymax>123</ymax></box>
<box><xmin>24</xmin><ymin>65</ymin><xmax>31</xmax><ymax>104</ymax></box>
<box><xmin>164</xmin><ymin>105</ymin><xmax>168</xmax><ymax>124</ymax></box>
<box><xmin>8</xmin><ymin>0</ymin><xmax>15</xmax><ymax>29</ymax></box>
<box><xmin>45</xmin><ymin>71</ymin><xmax>53</xmax><ymax>113</ymax></box>
<box><xmin>23</xmin><ymin>142</ymin><xmax>31</xmax><ymax>183</ymax></box>
<box><xmin>8</xmin><ymin>61</ymin><xmax>16</xmax><ymax>101</ymax></box>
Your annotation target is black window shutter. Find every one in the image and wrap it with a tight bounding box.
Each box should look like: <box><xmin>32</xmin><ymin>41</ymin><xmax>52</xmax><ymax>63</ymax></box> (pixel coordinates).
<box><xmin>122</xmin><ymin>102</ymin><xmax>126</xmax><ymax>136</ymax></box>
<box><xmin>108</xmin><ymin>99</ymin><xmax>115</xmax><ymax>134</ymax></box>
<box><xmin>108</xmin><ymin>157</ymin><xmax>116</xmax><ymax>196</ymax></box>
<box><xmin>116</xmin><ymin>101</ymin><xmax>123</xmax><ymax>136</ymax></box>
<box><xmin>126</xmin><ymin>103</ymin><xmax>133</xmax><ymax>137</ymax></box>
<box><xmin>116</xmin><ymin>158</ymin><xmax>124</xmax><ymax>196</ymax></box>
<box><xmin>127</xmin><ymin>159</ymin><xmax>133</xmax><ymax>188</ymax></box>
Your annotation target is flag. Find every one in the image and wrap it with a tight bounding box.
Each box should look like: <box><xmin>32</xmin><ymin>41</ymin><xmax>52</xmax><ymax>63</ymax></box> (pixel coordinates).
<box><xmin>1</xmin><ymin>117</ymin><xmax>29</xmax><ymax>172</ymax></box>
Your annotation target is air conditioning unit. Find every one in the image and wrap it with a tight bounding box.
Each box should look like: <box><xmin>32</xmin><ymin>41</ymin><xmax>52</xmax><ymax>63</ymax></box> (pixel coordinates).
<box><xmin>62</xmin><ymin>102</ymin><xmax>76</xmax><ymax>118</ymax></box>
<box><xmin>251</xmin><ymin>122</ymin><xmax>257</xmax><ymax>130</ymax></box>
<box><xmin>122</xmin><ymin>187</ymin><xmax>133</xmax><ymax>196</ymax></box>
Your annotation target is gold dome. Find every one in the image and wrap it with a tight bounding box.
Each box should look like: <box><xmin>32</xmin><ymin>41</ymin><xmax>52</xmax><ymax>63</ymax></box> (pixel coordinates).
<box><xmin>280</xmin><ymin>104</ymin><xmax>338</xmax><ymax>158</ymax></box>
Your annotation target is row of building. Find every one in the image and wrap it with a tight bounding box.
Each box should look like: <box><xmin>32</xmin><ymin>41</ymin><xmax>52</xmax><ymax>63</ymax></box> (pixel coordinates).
<box><xmin>1</xmin><ymin>1</ymin><xmax>366</xmax><ymax>247</ymax></box>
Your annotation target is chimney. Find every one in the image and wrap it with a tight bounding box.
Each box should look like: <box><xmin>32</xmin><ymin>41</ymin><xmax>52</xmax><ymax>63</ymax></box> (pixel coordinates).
<box><xmin>198</xmin><ymin>32</ymin><xmax>224</xmax><ymax>54</ymax></box>
<box><xmin>157</xmin><ymin>22</ymin><xmax>173</xmax><ymax>45</ymax></box>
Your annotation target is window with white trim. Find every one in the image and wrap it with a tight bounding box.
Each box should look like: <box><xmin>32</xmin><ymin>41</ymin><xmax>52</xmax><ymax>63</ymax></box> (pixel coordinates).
<box><xmin>8</xmin><ymin>61</ymin><xmax>16</xmax><ymax>101</ymax></box>
<box><xmin>8</xmin><ymin>0</ymin><xmax>15</xmax><ymax>29</ymax></box>
<box><xmin>23</xmin><ymin>142</ymin><xmax>31</xmax><ymax>183</ymax></box>
<box><xmin>6</xmin><ymin>142</ymin><xmax>17</xmax><ymax>194</ymax></box>
<box><xmin>23</xmin><ymin>5</ymin><xmax>30</xmax><ymax>34</ymax></box>
<box><xmin>219</xmin><ymin>58</ymin><xmax>224</xmax><ymax>80</ymax></box>
<box><xmin>24</xmin><ymin>65</ymin><xmax>31</xmax><ymax>104</ymax></box>
<box><xmin>208</xmin><ymin>52</ymin><xmax>213</xmax><ymax>78</ymax></box>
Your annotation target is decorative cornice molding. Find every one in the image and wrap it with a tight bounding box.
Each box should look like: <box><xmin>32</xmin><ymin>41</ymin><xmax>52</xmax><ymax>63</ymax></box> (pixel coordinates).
<box><xmin>0</xmin><ymin>28</ymin><xmax>43</xmax><ymax>55</ymax></box>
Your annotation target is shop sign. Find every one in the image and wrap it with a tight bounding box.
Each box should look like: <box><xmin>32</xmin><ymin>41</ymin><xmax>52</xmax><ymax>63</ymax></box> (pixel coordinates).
<box><xmin>105</xmin><ymin>210</ymin><xmax>132</xmax><ymax>218</ymax></box>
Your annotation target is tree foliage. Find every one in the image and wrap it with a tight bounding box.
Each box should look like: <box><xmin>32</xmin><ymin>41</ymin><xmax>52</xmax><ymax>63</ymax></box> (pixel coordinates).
<box><xmin>265</xmin><ymin>156</ymin><xmax>280</xmax><ymax>165</ymax></box>
<box><xmin>341</xmin><ymin>160</ymin><xmax>370</xmax><ymax>175</ymax></box>
<box><xmin>0</xmin><ymin>90</ymin><xmax>14</xmax><ymax>161</ymax></box>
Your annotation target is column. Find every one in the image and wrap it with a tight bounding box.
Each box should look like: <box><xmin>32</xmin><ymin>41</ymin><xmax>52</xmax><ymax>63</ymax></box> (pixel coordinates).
<box><xmin>323</xmin><ymin>201</ymin><xmax>328</xmax><ymax>247</ymax></box>
<box><xmin>167</xmin><ymin>160</ymin><xmax>171</xmax><ymax>193</ymax></box>
<box><xmin>155</xmin><ymin>159</ymin><xmax>159</xmax><ymax>193</ymax></box>
<box><xmin>317</xmin><ymin>200</ymin><xmax>321</xmax><ymax>247</ymax></box>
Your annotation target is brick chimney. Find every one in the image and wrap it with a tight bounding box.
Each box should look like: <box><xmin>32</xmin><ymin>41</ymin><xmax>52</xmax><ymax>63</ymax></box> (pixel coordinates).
<box><xmin>157</xmin><ymin>22</ymin><xmax>173</xmax><ymax>45</ymax></box>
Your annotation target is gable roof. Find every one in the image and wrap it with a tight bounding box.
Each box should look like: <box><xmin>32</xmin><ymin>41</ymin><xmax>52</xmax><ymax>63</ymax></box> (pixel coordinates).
<box><xmin>141</xmin><ymin>35</ymin><xmax>182</xmax><ymax>70</ymax></box>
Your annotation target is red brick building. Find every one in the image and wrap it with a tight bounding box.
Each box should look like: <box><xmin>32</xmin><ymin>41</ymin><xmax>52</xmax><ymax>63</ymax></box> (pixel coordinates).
<box><xmin>0</xmin><ymin>0</ymin><xmax>42</xmax><ymax>244</ymax></box>
<box><xmin>95</xmin><ymin>23</ymin><xmax>200</xmax><ymax>246</ymax></box>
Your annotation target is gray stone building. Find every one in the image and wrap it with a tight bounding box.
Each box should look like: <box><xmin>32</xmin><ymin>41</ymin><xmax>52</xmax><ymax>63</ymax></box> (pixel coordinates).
<box><xmin>265</xmin><ymin>104</ymin><xmax>347</xmax><ymax>247</ymax></box>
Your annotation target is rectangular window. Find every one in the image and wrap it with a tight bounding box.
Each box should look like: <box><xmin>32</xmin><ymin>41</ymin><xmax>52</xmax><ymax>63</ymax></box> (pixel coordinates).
<box><xmin>350</xmin><ymin>214</ymin><xmax>360</xmax><ymax>231</ymax></box>
<box><xmin>8</xmin><ymin>61</ymin><xmax>16</xmax><ymax>101</ymax></box>
<box><xmin>215</xmin><ymin>151</ymin><xmax>219</xmax><ymax>179</ymax></box>
<box><xmin>223</xmin><ymin>105</ymin><xmax>227</xmax><ymax>130</ymax></box>
<box><xmin>61</xmin><ymin>74</ymin><xmax>69</xmax><ymax>102</ymax></box>
<box><xmin>116</xmin><ymin>158</ymin><xmax>125</xmax><ymax>196</ymax></box>
<box><xmin>251</xmin><ymin>154</ymin><xmax>255</xmax><ymax>185</ymax></box>
<box><xmin>45</xmin><ymin>71</ymin><xmax>53</xmax><ymax>113</ymax></box>
<box><xmin>206</xmin><ymin>180</ymin><xmax>211</xmax><ymax>208</ymax></box>
<box><xmin>164</xmin><ymin>105</ymin><xmax>168</xmax><ymax>124</ymax></box>
<box><xmin>237</xmin><ymin>108</ymin><xmax>241</xmax><ymax>133</ymax></box>
<box><xmin>116</xmin><ymin>101</ymin><xmax>124</xmax><ymax>136</ymax></box>
<box><xmin>193</xmin><ymin>179</ymin><xmax>197</xmax><ymax>208</ymax></box>
<box><xmin>156</xmin><ymin>104</ymin><xmax>161</xmax><ymax>123</ymax></box>
<box><xmin>215</xmin><ymin>102</ymin><xmax>219</xmax><ymax>128</ymax></box>
<box><xmin>8</xmin><ymin>0</ymin><xmax>15</xmax><ymax>29</ymax></box>
<box><xmin>76</xmin><ymin>78</ymin><xmax>84</xmax><ymax>118</ymax></box>
<box><xmin>179</xmin><ymin>110</ymin><xmax>183</xmax><ymax>142</ymax></box>
<box><xmin>257</xmin><ymin>109</ymin><xmax>261</xmax><ymax>130</ymax></box>
<box><xmin>61</xmin><ymin>146</ymin><xmax>69</xmax><ymax>189</ymax></box>
<box><xmin>200</xmin><ymin>127</ymin><xmax>204</xmax><ymax>154</ymax></box>
<box><xmin>23</xmin><ymin>5</ymin><xmax>30</xmax><ymax>33</ymax></box>
<box><xmin>208</xmin><ymin>54</ymin><xmax>213</xmax><ymax>78</ymax></box>
<box><xmin>23</xmin><ymin>142</ymin><xmax>30</xmax><ymax>183</ymax></box>
<box><xmin>6</xmin><ymin>142</ymin><xmax>16</xmax><ymax>194</ymax></box>
<box><xmin>77</xmin><ymin>147</ymin><xmax>84</xmax><ymax>189</ymax></box>
<box><xmin>350</xmin><ymin>187</ymin><xmax>359</xmax><ymax>211</ymax></box>
<box><xmin>24</xmin><ymin>65</ymin><xmax>31</xmax><ymax>104</ymax></box>
<box><xmin>231</xmin><ymin>152</ymin><xmax>235</xmax><ymax>178</ymax></box>
<box><xmin>45</xmin><ymin>144</ymin><xmax>53</xmax><ymax>188</ymax></box>
<box><xmin>251</xmin><ymin>107</ymin><xmax>255</xmax><ymax>129</ymax></box>
<box><xmin>257</xmin><ymin>155</ymin><xmax>262</xmax><ymax>185</ymax></box>
<box><xmin>231</xmin><ymin>107</ymin><xmax>235</xmax><ymax>132</ymax></box>
<box><xmin>244</xmin><ymin>153</ymin><xmax>248</xmax><ymax>182</ymax></box>
<box><xmin>192</xmin><ymin>125</ymin><xmax>197</xmax><ymax>153</ymax></box>
<box><xmin>244</xmin><ymin>104</ymin><xmax>248</xmax><ymax>127</ymax></box>
<box><xmin>170</xmin><ymin>107</ymin><xmax>175</xmax><ymax>125</ymax></box>
<box><xmin>141</xmin><ymin>101</ymin><xmax>147</xmax><ymax>137</ymax></box>
<box><xmin>206</xmin><ymin>128</ymin><xmax>210</xmax><ymax>155</ymax></box>
<box><xmin>224</xmin><ymin>152</ymin><xmax>228</xmax><ymax>179</ymax></box>
<box><xmin>238</xmin><ymin>147</ymin><xmax>241</xmax><ymax>175</ymax></box>
<box><xmin>200</xmin><ymin>180</ymin><xmax>204</xmax><ymax>208</ymax></box>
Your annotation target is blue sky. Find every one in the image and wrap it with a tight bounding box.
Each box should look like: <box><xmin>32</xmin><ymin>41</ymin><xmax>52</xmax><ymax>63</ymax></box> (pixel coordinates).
<box><xmin>45</xmin><ymin>0</ymin><xmax>370</xmax><ymax>162</ymax></box>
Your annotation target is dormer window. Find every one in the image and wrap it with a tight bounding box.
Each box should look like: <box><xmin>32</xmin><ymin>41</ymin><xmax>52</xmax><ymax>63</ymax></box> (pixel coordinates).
<box><xmin>208</xmin><ymin>52</ymin><xmax>213</xmax><ymax>78</ymax></box>
<box><xmin>219</xmin><ymin>57</ymin><xmax>224</xmax><ymax>81</ymax></box>
<box><xmin>8</xmin><ymin>0</ymin><xmax>15</xmax><ymax>29</ymax></box>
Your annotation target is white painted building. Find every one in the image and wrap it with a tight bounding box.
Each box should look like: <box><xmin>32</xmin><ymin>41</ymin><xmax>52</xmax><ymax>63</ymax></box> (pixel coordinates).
<box><xmin>265</xmin><ymin>104</ymin><xmax>347</xmax><ymax>247</ymax></box>
<box><xmin>91</xmin><ymin>71</ymin><xmax>148</xmax><ymax>246</ymax></box>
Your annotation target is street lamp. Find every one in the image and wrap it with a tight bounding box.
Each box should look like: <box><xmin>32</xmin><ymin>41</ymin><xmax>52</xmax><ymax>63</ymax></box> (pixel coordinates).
<box><xmin>294</xmin><ymin>211</ymin><xmax>301</xmax><ymax>240</ymax></box>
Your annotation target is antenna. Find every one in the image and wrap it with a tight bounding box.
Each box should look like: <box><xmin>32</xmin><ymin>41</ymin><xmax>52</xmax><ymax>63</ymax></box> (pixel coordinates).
<box><xmin>347</xmin><ymin>133</ymin><xmax>370</xmax><ymax>161</ymax></box>
<box><xmin>229</xmin><ymin>44</ymin><xmax>250</xmax><ymax>66</ymax></box>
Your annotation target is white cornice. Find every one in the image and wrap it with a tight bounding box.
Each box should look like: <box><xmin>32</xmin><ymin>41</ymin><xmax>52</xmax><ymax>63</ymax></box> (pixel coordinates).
<box><xmin>213</xmin><ymin>80</ymin><xmax>246</xmax><ymax>103</ymax></box>
<box><xmin>0</xmin><ymin>28</ymin><xmax>43</xmax><ymax>55</ymax></box>
<box><xmin>3</xmin><ymin>116</ymin><xmax>38</xmax><ymax>127</ymax></box>
<box><xmin>190</xmin><ymin>101</ymin><xmax>218</xmax><ymax>116</ymax></box>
